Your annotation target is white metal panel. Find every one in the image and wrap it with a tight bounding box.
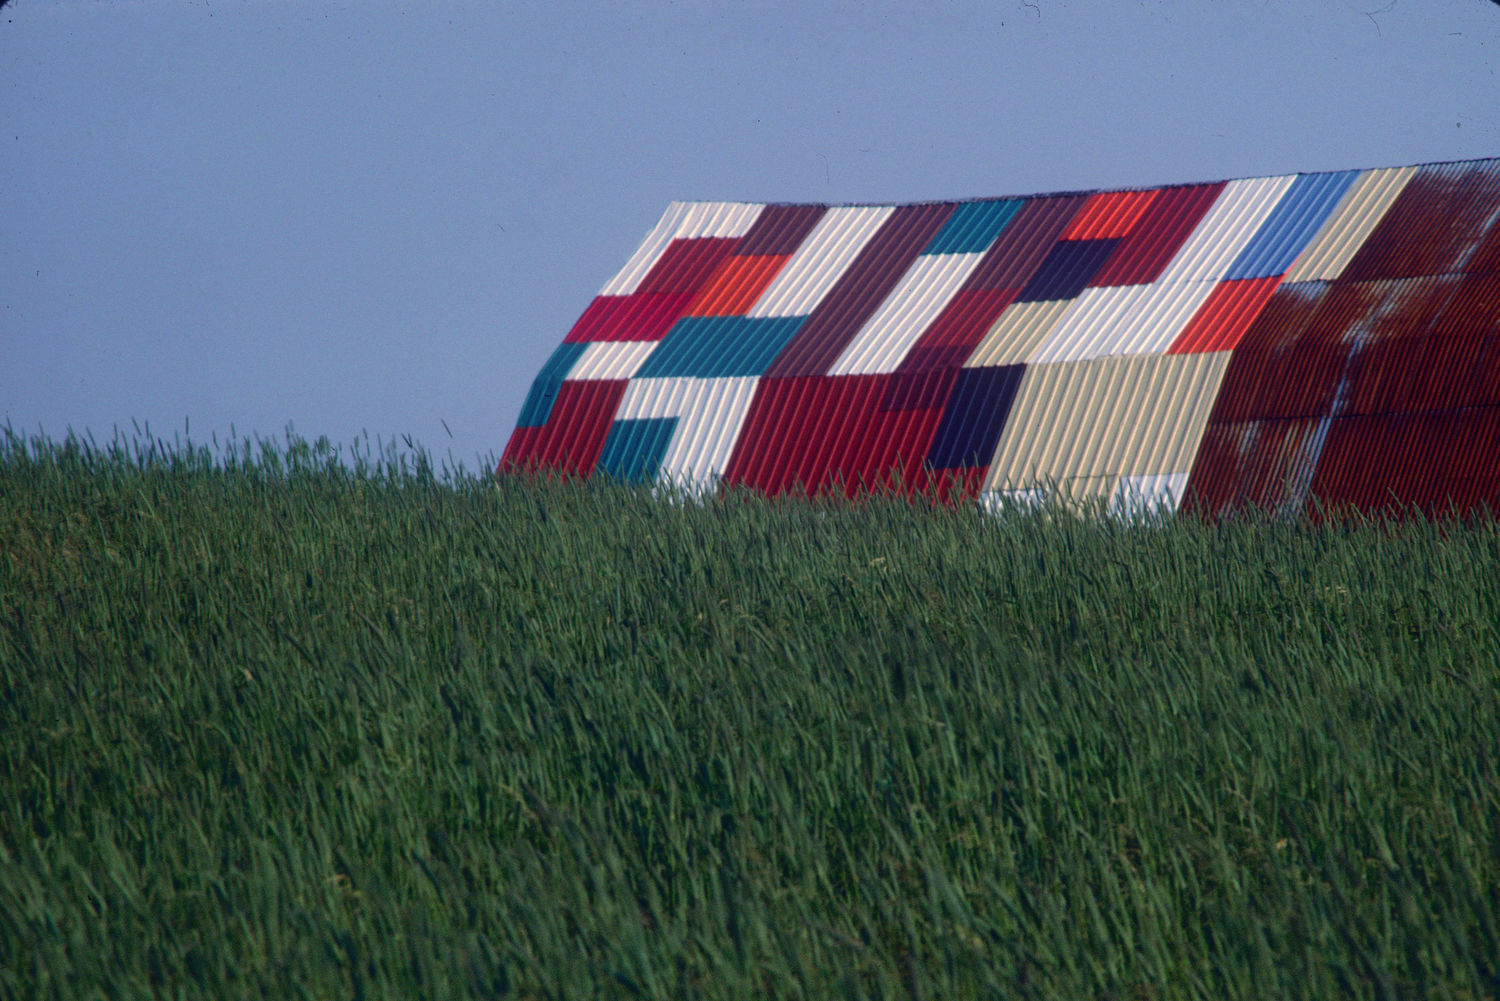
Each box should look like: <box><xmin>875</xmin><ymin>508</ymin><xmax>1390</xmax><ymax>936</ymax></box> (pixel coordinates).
<box><xmin>568</xmin><ymin>340</ymin><xmax>659</xmax><ymax>381</ymax></box>
<box><xmin>746</xmin><ymin>206</ymin><xmax>896</xmax><ymax>318</ymax></box>
<box><xmin>598</xmin><ymin>202</ymin><xmax>763</xmax><ymax>296</ymax></box>
<box><xmin>656</xmin><ymin>377</ymin><xmax>760</xmax><ymax>493</ymax></box>
<box><xmin>962</xmin><ymin>299</ymin><xmax>1070</xmax><ymax>367</ymax></box>
<box><xmin>1282</xmin><ymin>166</ymin><xmax>1418</xmax><ymax>282</ymax></box>
<box><xmin>1156</xmin><ymin>175</ymin><xmax>1297</xmax><ymax>284</ymax></box>
<box><xmin>616</xmin><ymin>377</ymin><xmax>688</xmax><ymax>421</ymax></box>
<box><xmin>826</xmin><ymin>252</ymin><xmax>986</xmax><ymax>375</ymax></box>
<box><xmin>1110</xmin><ymin>472</ymin><xmax>1190</xmax><ymax>517</ymax></box>
<box><xmin>1030</xmin><ymin>282</ymin><xmax>1216</xmax><ymax>362</ymax></box>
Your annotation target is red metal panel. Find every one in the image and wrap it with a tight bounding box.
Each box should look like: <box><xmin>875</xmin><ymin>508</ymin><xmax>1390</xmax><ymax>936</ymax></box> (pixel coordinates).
<box><xmin>1339</xmin><ymin>160</ymin><xmax>1500</xmax><ymax>281</ymax></box>
<box><xmin>763</xmin><ymin>202</ymin><xmax>955</xmax><ymax>377</ymax></box>
<box><xmin>1167</xmin><ymin>276</ymin><xmax>1283</xmax><ymax>354</ymax></box>
<box><xmin>895</xmin><ymin>287</ymin><xmax>1020</xmax><ymax>373</ymax></box>
<box><xmin>1336</xmin><ymin>277</ymin><xmax>1459</xmax><ymax>416</ymax></box>
<box><xmin>499</xmin><ymin>379</ymin><xmax>625</xmax><ymax>477</ymax></box>
<box><xmin>733</xmin><ymin>203</ymin><xmax>828</xmax><ymax>255</ymax></box>
<box><xmin>722</xmin><ymin>375</ymin><xmax>948</xmax><ymax>496</ymax></box>
<box><xmin>1421</xmin><ymin>273</ymin><xmax>1500</xmax><ymax>410</ymax></box>
<box><xmin>1182</xmin><ymin>418</ymin><xmax>1325</xmax><ymax>517</ymax></box>
<box><xmin>1207</xmin><ymin>282</ymin><xmax>1332</xmax><ymax>422</ymax></box>
<box><xmin>636</xmin><ymin>238</ymin><xmax>741</xmax><ymax>295</ymax></box>
<box><xmin>964</xmin><ymin>194</ymin><xmax>1088</xmax><ymax>290</ymax></box>
<box><xmin>562</xmin><ymin>293</ymin><xmax>696</xmax><ymax>343</ymax></box>
<box><xmin>686</xmin><ymin>254</ymin><xmax>790</xmax><ymax>316</ymax></box>
<box><xmin>1091</xmin><ymin>182</ymin><xmax>1225</xmax><ymax>287</ymax></box>
<box><xmin>1061</xmin><ymin>189</ymin><xmax>1160</xmax><ymax>240</ymax></box>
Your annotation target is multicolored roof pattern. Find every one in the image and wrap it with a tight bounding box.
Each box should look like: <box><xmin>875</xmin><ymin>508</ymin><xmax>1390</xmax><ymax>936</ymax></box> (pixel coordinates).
<box><xmin>502</xmin><ymin>158</ymin><xmax>1500</xmax><ymax>518</ymax></box>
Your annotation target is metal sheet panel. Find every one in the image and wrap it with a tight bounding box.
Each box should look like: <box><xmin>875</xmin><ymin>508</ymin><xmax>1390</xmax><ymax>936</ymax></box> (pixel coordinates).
<box><xmin>1223</xmin><ymin>170</ymin><xmax>1358</xmax><ymax>280</ymax></box>
<box><xmin>924</xmin><ymin>199</ymin><xmax>1025</xmax><ymax>255</ymax></box>
<box><xmin>1016</xmin><ymin>239</ymin><xmax>1120</xmax><ymax>302</ymax></box>
<box><xmin>734</xmin><ymin>204</ymin><xmax>827</xmax><ymax>255</ymax></box>
<box><xmin>634</xmin><ymin>316</ymin><xmax>807</xmax><ymax>379</ymax></box>
<box><xmin>964</xmin><ymin>194</ymin><xmax>1088</xmax><ymax>290</ymax></box>
<box><xmin>897</xmin><ymin>287</ymin><xmax>1020</xmax><ymax>373</ymax></box>
<box><xmin>1091</xmin><ymin>183</ymin><xmax>1224</xmax><ymax>287</ymax></box>
<box><xmin>1156</xmin><ymin>175</ymin><xmax>1297</xmax><ymax>284</ymax></box>
<box><xmin>983</xmin><ymin>352</ymin><xmax>1229</xmax><ymax>492</ymax></box>
<box><xmin>925</xmin><ymin>365</ymin><xmax>1025</xmax><ymax>469</ymax></box>
<box><xmin>1062</xmin><ymin>189</ymin><xmax>1160</xmax><ymax>241</ymax></box>
<box><xmin>1167</xmin><ymin>276</ymin><xmax>1284</xmax><ymax>354</ymax></box>
<box><xmin>597</xmin><ymin>417</ymin><xmax>678</xmax><ymax>484</ymax></box>
<box><xmin>600</xmin><ymin>202</ymin><xmax>763</xmax><ymax>295</ymax></box>
<box><xmin>762</xmin><ymin>202</ymin><xmax>955</xmax><ymax>377</ymax></box>
<box><xmin>1182</xmin><ymin>417</ymin><xmax>1328</xmax><ymax>517</ymax></box>
<box><xmin>745</xmin><ymin>205</ymin><xmax>896</xmax><ymax>318</ymax></box>
<box><xmin>827</xmin><ymin>251</ymin><xmax>986</xmax><ymax>375</ymax></box>
<box><xmin>516</xmin><ymin>342</ymin><xmax>589</xmax><ymax>427</ymax></box>
<box><xmin>655</xmin><ymin>376</ymin><xmax>761</xmax><ymax>492</ymax></box>
<box><xmin>567</xmin><ymin>340</ymin><xmax>659</xmax><ymax>382</ymax></box>
<box><xmin>636</xmin><ymin>238</ymin><xmax>741</xmax><ymax>295</ymax></box>
<box><xmin>1281</xmin><ymin>166</ymin><xmax>1417</xmax><ymax>283</ymax></box>
<box><xmin>562</xmin><ymin>292</ymin><xmax>696</xmax><ymax>343</ymax></box>
<box><xmin>962</xmin><ymin>299</ymin><xmax>1071</xmax><ymax>368</ymax></box>
<box><xmin>501</xmin><ymin>379</ymin><xmax>626</xmax><ymax>477</ymax></box>
<box><xmin>1341</xmin><ymin>160</ymin><xmax>1500</xmax><ymax>282</ymax></box>
<box><xmin>686</xmin><ymin>254</ymin><xmax>791</xmax><ymax>316</ymax></box>
<box><xmin>1030</xmin><ymin>281</ymin><xmax>1216</xmax><ymax>362</ymax></box>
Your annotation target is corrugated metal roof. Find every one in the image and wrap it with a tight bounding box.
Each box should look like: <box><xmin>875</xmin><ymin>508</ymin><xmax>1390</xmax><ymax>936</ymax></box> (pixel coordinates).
<box><xmin>504</xmin><ymin>157</ymin><xmax>1500</xmax><ymax>518</ymax></box>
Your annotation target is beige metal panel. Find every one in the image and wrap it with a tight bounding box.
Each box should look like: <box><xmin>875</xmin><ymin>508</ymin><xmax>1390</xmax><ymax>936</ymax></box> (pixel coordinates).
<box><xmin>746</xmin><ymin>206</ymin><xmax>896</xmax><ymax>317</ymax></box>
<box><xmin>1030</xmin><ymin>282</ymin><xmax>1216</xmax><ymax>362</ymax></box>
<box><xmin>569</xmin><ymin>340</ymin><xmax>658</xmax><ymax>381</ymax></box>
<box><xmin>1157</xmin><ymin>175</ymin><xmax>1297</xmax><ymax>284</ymax></box>
<box><xmin>1110</xmin><ymin>471</ymin><xmax>1191</xmax><ymax>517</ymax></box>
<box><xmin>828</xmin><ymin>251</ymin><xmax>986</xmax><ymax>374</ymax></box>
<box><xmin>1282</xmin><ymin>166</ymin><xmax>1418</xmax><ymax>282</ymax></box>
<box><xmin>657</xmin><ymin>376</ymin><xmax>760</xmax><ymax>492</ymax></box>
<box><xmin>961</xmin><ymin>299</ymin><xmax>1070</xmax><ymax>367</ymax></box>
<box><xmin>599</xmin><ymin>202</ymin><xmax>764</xmax><ymax>296</ymax></box>
<box><xmin>983</xmin><ymin>352</ymin><xmax>1231</xmax><ymax>492</ymax></box>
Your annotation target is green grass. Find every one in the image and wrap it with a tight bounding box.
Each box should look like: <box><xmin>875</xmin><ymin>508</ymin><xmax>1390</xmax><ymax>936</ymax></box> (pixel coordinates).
<box><xmin>2</xmin><ymin>430</ymin><xmax>1498</xmax><ymax>1000</ymax></box>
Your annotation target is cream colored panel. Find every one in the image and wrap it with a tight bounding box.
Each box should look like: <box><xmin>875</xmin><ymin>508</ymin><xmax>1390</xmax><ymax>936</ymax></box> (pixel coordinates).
<box><xmin>1282</xmin><ymin>166</ymin><xmax>1418</xmax><ymax>282</ymax></box>
<box><xmin>962</xmin><ymin>299</ymin><xmax>1071</xmax><ymax>367</ymax></box>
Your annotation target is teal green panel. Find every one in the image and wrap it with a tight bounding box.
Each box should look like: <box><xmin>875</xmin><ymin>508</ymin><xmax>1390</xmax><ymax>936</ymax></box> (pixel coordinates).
<box><xmin>597</xmin><ymin>417</ymin><xmax>678</xmax><ymax>484</ymax></box>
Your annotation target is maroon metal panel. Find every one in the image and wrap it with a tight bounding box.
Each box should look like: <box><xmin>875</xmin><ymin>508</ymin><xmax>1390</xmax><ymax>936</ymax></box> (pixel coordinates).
<box><xmin>1208</xmin><ymin>282</ymin><xmax>1333</xmax><ymax>423</ymax></box>
<box><xmin>880</xmin><ymin>367</ymin><xmax>960</xmax><ymax>411</ymax></box>
<box><xmin>636</xmin><ymin>237</ymin><xmax>741</xmax><ymax>295</ymax></box>
<box><xmin>964</xmin><ymin>194</ymin><xmax>1089</xmax><ymax>291</ymax></box>
<box><xmin>1422</xmin><ymin>274</ymin><xmax>1500</xmax><ymax>409</ymax></box>
<box><xmin>1091</xmin><ymin>182</ymin><xmax>1226</xmax><ymax>287</ymax></box>
<box><xmin>763</xmin><ymin>202</ymin><xmax>955</xmax><ymax>377</ymax></box>
<box><xmin>1183</xmin><ymin>418</ymin><xmax>1324</xmax><ymax>517</ymax></box>
<box><xmin>734</xmin><ymin>204</ymin><xmax>829</xmax><ymax>255</ymax></box>
<box><xmin>1337</xmin><ymin>277</ymin><xmax>1459</xmax><ymax>416</ymax></box>
<box><xmin>500</xmin><ymin>379</ymin><xmax>626</xmax><ymax>477</ymax></box>
<box><xmin>562</xmin><ymin>292</ymin><xmax>697</xmax><ymax>343</ymax></box>
<box><xmin>1340</xmin><ymin>160</ymin><xmax>1500</xmax><ymax>282</ymax></box>
<box><xmin>896</xmin><ymin>287</ymin><xmax>1020</xmax><ymax>374</ymax></box>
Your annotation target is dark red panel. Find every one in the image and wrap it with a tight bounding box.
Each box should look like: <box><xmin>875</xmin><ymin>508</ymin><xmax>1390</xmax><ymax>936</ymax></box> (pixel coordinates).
<box><xmin>1091</xmin><ymin>182</ymin><xmax>1225</xmax><ymax>287</ymax></box>
<box><xmin>562</xmin><ymin>293</ymin><xmax>696</xmax><ymax>343</ymax></box>
<box><xmin>1423</xmin><ymin>274</ymin><xmax>1500</xmax><ymax>409</ymax></box>
<box><xmin>895</xmin><ymin>287</ymin><xmax>1020</xmax><ymax>373</ymax></box>
<box><xmin>636</xmin><ymin>238</ymin><xmax>740</xmax><ymax>295</ymax></box>
<box><xmin>1336</xmin><ymin>277</ymin><xmax>1459</xmax><ymax>416</ymax></box>
<box><xmin>497</xmin><ymin>380</ymin><xmax>625</xmax><ymax>477</ymax></box>
<box><xmin>1182</xmin><ymin>418</ymin><xmax>1326</xmax><ymax>518</ymax></box>
<box><xmin>1208</xmin><ymin>282</ymin><xmax>1335</xmax><ymax>422</ymax></box>
<box><xmin>881</xmin><ymin>367</ymin><xmax>960</xmax><ymax>411</ymax></box>
<box><xmin>734</xmin><ymin>204</ymin><xmax>829</xmax><ymax>255</ymax></box>
<box><xmin>764</xmin><ymin>203</ymin><xmax>956</xmax><ymax>377</ymax></box>
<box><xmin>722</xmin><ymin>375</ymin><xmax>948</xmax><ymax>496</ymax></box>
<box><xmin>1167</xmin><ymin>276</ymin><xmax>1283</xmax><ymax>354</ymax></box>
<box><xmin>1340</xmin><ymin>161</ymin><xmax>1500</xmax><ymax>281</ymax></box>
<box><xmin>964</xmin><ymin>195</ymin><xmax>1089</xmax><ymax>290</ymax></box>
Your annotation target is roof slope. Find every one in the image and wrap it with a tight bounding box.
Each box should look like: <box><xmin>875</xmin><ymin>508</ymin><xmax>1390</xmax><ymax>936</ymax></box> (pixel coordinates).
<box><xmin>502</xmin><ymin>158</ymin><xmax>1500</xmax><ymax>518</ymax></box>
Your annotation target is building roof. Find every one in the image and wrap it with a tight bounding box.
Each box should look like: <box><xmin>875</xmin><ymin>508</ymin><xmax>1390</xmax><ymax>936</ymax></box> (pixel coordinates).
<box><xmin>502</xmin><ymin>158</ymin><xmax>1500</xmax><ymax>518</ymax></box>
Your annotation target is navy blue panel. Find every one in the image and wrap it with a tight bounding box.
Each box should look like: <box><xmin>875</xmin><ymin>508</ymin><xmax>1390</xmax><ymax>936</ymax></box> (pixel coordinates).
<box><xmin>635</xmin><ymin>316</ymin><xmax>807</xmax><ymax>378</ymax></box>
<box><xmin>925</xmin><ymin>365</ymin><xmax>1026</xmax><ymax>468</ymax></box>
<box><xmin>516</xmin><ymin>342</ymin><xmax>589</xmax><ymax>427</ymax></box>
<box><xmin>597</xmin><ymin>417</ymin><xmax>678</xmax><ymax>483</ymax></box>
<box><xmin>1016</xmin><ymin>239</ymin><xmax>1120</xmax><ymax>302</ymax></box>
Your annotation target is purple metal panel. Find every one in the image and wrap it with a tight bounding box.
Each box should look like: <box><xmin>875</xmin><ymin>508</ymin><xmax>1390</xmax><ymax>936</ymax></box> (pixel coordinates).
<box><xmin>733</xmin><ymin>204</ymin><xmax>829</xmax><ymax>255</ymax></box>
<box><xmin>1091</xmin><ymin>182</ymin><xmax>1225</xmax><ymax>287</ymax></box>
<box><xmin>964</xmin><ymin>194</ymin><xmax>1089</xmax><ymax>291</ymax></box>
<box><xmin>763</xmin><ymin>202</ymin><xmax>955</xmax><ymax>377</ymax></box>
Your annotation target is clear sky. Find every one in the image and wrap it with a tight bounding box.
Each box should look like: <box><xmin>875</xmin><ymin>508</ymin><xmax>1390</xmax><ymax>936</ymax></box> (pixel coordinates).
<box><xmin>4</xmin><ymin>0</ymin><xmax>1498</xmax><ymax>473</ymax></box>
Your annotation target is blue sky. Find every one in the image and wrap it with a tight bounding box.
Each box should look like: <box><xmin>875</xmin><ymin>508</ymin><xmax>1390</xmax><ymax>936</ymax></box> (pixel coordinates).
<box><xmin>4</xmin><ymin>0</ymin><xmax>1498</xmax><ymax>473</ymax></box>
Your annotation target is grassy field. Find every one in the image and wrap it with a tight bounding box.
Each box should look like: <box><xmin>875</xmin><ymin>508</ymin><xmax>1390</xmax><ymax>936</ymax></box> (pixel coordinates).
<box><xmin>2</xmin><ymin>430</ymin><xmax>1498</xmax><ymax>1000</ymax></box>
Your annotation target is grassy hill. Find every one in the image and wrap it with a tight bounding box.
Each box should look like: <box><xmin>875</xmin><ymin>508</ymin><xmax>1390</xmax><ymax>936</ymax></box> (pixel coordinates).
<box><xmin>2</xmin><ymin>431</ymin><xmax>1497</xmax><ymax>1000</ymax></box>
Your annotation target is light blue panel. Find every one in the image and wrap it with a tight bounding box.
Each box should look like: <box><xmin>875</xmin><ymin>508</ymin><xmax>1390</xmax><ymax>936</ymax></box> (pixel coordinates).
<box><xmin>516</xmin><ymin>341</ymin><xmax>589</xmax><ymax>427</ymax></box>
<box><xmin>597</xmin><ymin>417</ymin><xmax>678</xmax><ymax>483</ymax></box>
<box><xmin>1225</xmin><ymin>171</ymin><xmax>1359</xmax><ymax>280</ymax></box>
<box><xmin>635</xmin><ymin>316</ymin><xmax>806</xmax><ymax>378</ymax></box>
<box><xmin>923</xmin><ymin>199</ymin><xmax>1026</xmax><ymax>255</ymax></box>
